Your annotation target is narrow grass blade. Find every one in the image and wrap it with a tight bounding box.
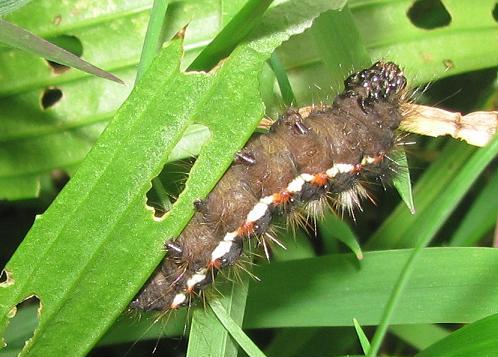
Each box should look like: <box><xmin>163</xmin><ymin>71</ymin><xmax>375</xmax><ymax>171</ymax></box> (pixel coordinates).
<box><xmin>188</xmin><ymin>0</ymin><xmax>274</xmax><ymax>71</ymax></box>
<box><xmin>450</xmin><ymin>167</ymin><xmax>498</xmax><ymax>246</ymax></box>
<box><xmin>270</xmin><ymin>52</ymin><xmax>296</xmax><ymax>106</ymax></box>
<box><xmin>0</xmin><ymin>19</ymin><xmax>123</xmax><ymax>84</ymax></box>
<box><xmin>310</xmin><ymin>6</ymin><xmax>371</xmax><ymax>94</ymax></box>
<box><xmin>393</xmin><ymin>152</ymin><xmax>415</xmax><ymax>214</ymax></box>
<box><xmin>353</xmin><ymin>318</ymin><xmax>371</xmax><ymax>355</ymax></box>
<box><xmin>209</xmin><ymin>298</ymin><xmax>267</xmax><ymax>357</ymax></box>
<box><xmin>135</xmin><ymin>0</ymin><xmax>170</xmax><ymax>82</ymax></box>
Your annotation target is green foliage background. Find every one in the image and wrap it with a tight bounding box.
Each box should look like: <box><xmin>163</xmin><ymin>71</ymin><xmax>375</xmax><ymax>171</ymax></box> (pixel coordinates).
<box><xmin>0</xmin><ymin>0</ymin><xmax>498</xmax><ymax>356</ymax></box>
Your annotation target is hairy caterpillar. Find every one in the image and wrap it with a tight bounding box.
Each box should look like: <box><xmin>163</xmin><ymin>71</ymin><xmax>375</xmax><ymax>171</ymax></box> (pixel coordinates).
<box><xmin>130</xmin><ymin>61</ymin><xmax>409</xmax><ymax>312</ymax></box>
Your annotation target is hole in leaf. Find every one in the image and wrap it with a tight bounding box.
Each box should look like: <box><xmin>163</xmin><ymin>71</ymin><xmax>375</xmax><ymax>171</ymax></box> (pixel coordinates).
<box><xmin>0</xmin><ymin>269</ymin><xmax>13</xmax><ymax>287</ymax></box>
<box><xmin>147</xmin><ymin>159</ymin><xmax>196</xmax><ymax>219</ymax></box>
<box><xmin>407</xmin><ymin>0</ymin><xmax>451</xmax><ymax>29</ymax></box>
<box><xmin>493</xmin><ymin>3</ymin><xmax>498</xmax><ymax>22</ymax></box>
<box><xmin>41</xmin><ymin>88</ymin><xmax>63</xmax><ymax>109</ymax></box>
<box><xmin>45</xmin><ymin>35</ymin><xmax>83</xmax><ymax>74</ymax></box>
<box><xmin>146</xmin><ymin>124</ymin><xmax>210</xmax><ymax>219</ymax></box>
<box><xmin>4</xmin><ymin>296</ymin><xmax>40</xmax><ymax>354</ymax></box>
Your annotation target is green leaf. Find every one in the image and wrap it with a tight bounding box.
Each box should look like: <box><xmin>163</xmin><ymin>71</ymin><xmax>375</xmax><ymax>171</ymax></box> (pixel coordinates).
<box><xmin>392</xmin><ymin>152</ymin><xmax>415</xmax><ymax>214</ymax></box>
<box><xmin>0</xmin><ymin>19</ymin><xmax>123</xmax><ymax>84</ymax></box>
<box><xmin>352</xmin><ymin>0</ymin><xmax>498</xmax><ymax>85</ymax></box>
<box><xmin>416</xmin><ymin>313</ymin><xmax>498</xmax><ymax>357</ymax></box>
<box><xmin>244</xmin><ymin>247</ymin><xmax>498</xmax><ymax>328</ymax></box>
<box><xmin>0</xmin><ymin>69</ymin><xmax>135</xmax><ymax>200</ymax></box>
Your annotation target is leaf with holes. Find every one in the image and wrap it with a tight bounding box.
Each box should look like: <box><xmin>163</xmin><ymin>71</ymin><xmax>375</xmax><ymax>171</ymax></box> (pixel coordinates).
<box><xmin>0</xmin><ymin>1</ymin><xmax>345</xmax><ymax>356</ymax></box>
<box><xmin>0</xmin><ymin>19</ymin><xmax>122</xmax><ymax>83</ymax></box>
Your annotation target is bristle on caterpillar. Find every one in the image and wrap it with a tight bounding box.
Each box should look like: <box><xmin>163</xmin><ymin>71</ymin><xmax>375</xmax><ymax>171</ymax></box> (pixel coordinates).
<box><xmin>131</xmin><ymin>61</ymin><xmax>407</xmax><ymax>312</ymax></box>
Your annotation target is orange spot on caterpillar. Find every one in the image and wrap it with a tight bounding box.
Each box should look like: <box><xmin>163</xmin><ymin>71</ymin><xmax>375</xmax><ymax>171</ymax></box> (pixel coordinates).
<box><xmin>208</xmin><ymin>259</ymin><xmax>222</xmax><ymax>270</ymax></box>
<box><xmin>273</xmin><ymin>191</ymin><xmax>292</xmax><ymax>205</ymax></box>
<box><xmin>311</xmin><ymin>172</ymin><xmax>328</xmax><ymax>186</ymax></box>
<box><xmin>238</xmin><ymin>221</ymin><xmax>255</xmax><ymax>236</ymax></box>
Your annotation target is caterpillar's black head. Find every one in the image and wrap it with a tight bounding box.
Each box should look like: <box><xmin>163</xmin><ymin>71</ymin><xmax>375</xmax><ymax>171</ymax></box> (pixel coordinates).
<box><xmin>342</xmin><ymin>61</ymin><xmax>407</xmax><ymax>113</ymax></box>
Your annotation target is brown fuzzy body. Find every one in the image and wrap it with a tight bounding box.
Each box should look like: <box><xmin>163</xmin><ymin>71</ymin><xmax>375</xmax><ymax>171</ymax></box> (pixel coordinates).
<box><xmin>132</xmin><ymin>62</ymin><xmax>406</xmax><ymax>312</ymax></box>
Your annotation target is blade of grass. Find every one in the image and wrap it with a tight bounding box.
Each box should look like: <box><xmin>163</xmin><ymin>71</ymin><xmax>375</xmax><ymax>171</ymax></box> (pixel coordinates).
<box><xmin>353</xmin><ymin>318</ymin><xmax>371</xmax><ymax>355</ymax></box>
<box><xmin>393</xmin><ymin>151</ymin><xmax>415</xmax><ymax>214</ymax></box>
<box><xmin>270</xmin><ymin>52</ymin><xmax>296</xmax><ymax>106</ymax></box>
<box><xmin>188</xmin><ymin>0</ymin><xmax>274</xmax><ymax>71</ymax></box>
<box><xmin>0</xmin><ymin>18</ymin><xmax>123</xmax><ymax>84</ymax></box>
<box><xmin>135</xmin><ymin>0</ymin><xmax>170</xmax><ymax>83</ymax></box>
<box><xmin>367</xmin><ymin>133</ymin><xmax>498</xmax><ymax>357</ymax></box>
<box><xmin>450</xmin><ymin>167</ymin><xmax>498</xmax><ymax>246</ymax></box>
<box><xmin>209</xmin><ymin>294</ymin><xmax>267</xmax><ymax>357</ymax></box>
<box><xmin>22</xmin><ymin>246</ymin><xmax>496</xmax><ymax>349</ymax></box>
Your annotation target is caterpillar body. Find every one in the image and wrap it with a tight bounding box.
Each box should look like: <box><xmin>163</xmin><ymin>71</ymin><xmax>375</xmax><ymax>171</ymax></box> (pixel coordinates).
<box><xmin>131</xmin><ymin>61</ymin><xmax>407</xmax><ymax>312</ymax></box>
